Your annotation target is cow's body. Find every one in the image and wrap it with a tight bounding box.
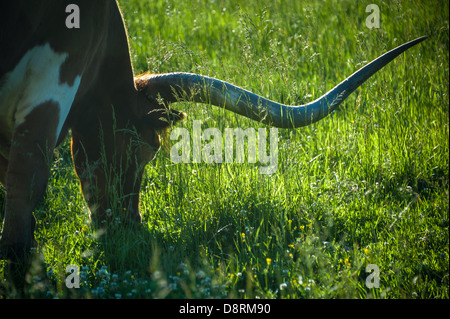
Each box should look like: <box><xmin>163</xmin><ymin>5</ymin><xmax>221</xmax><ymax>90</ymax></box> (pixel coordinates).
<box><xmin>0</xmin><ymin>1</ymin><xmax>425</xmax><ymax>265</ymax></box>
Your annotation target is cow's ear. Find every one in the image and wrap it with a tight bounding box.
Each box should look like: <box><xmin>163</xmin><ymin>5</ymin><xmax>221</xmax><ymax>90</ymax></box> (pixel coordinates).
<box><xmin>144</xmin><ymin>107</ymin><xmax>186</xmax><ymax>130</ymax></box>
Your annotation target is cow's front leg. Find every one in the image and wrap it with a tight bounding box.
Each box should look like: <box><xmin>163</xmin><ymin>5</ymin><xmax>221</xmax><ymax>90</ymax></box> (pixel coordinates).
<box><xmin>0</xmin><ymin>104</ymin><xmax>58</xmax><ymax>261</ymax></box>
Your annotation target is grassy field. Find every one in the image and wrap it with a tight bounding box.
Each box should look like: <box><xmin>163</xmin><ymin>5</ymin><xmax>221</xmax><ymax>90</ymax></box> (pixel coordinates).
<box><xmin>1</xmin><ymin>0</ymin><xmax>448</xmax><ymax>299</ymax></box>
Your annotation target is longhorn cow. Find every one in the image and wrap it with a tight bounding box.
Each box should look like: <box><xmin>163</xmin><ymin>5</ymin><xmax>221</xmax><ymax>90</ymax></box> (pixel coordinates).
<box><xmin>0</xmin><ymin>1</ymin><xmax>426</xmax><ymax>262</ymax></box>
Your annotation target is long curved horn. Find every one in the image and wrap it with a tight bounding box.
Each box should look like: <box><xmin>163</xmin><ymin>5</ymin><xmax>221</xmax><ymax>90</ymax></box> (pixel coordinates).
<box><xmin>140</xmin><ymin>36</ymin><xmax>427</xmax><ymax>128</ymax></box>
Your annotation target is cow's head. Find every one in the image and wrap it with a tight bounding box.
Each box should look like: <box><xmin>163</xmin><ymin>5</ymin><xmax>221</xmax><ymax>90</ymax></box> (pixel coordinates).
<box><xmin>70</xmin><ymin>78</ymin><xmax>186</xmax><ymax>226</ymax></box>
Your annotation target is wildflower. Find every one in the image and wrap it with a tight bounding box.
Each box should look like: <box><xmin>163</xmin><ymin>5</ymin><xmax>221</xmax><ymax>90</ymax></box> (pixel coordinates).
<box><xmin>266</xmin><ymin>258</ymin><xmax>272</xmax><ymax>266</ymax></box>
<box><xmin>344</xmin><ymin>258</ymin><xmax>351</xmax><ymax>267</ymax></box>
<box><xmin>98</xmin><ymin>265</ymin><xmax>109</xmax><ymax>277</ymax></box>
<box><xmin>364</xmin><ymin>248</ymin><xmax>370</xmax><ymax>255</ymax></box>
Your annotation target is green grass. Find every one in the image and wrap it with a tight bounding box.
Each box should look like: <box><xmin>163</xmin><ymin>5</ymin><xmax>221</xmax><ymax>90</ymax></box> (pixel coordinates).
<box><xmin>1</xmin><ymin>0</ymin><xmax>448</xmax><ymax>299</ymax></box>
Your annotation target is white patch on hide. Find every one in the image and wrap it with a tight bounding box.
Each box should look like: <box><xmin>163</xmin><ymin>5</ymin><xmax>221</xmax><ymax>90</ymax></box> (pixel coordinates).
<box><xmin>0</xmin><ymin>43</ymin><xmax>82</xmax><ymax>141</ymax></box>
